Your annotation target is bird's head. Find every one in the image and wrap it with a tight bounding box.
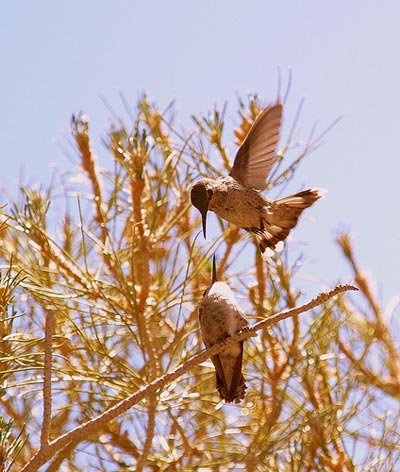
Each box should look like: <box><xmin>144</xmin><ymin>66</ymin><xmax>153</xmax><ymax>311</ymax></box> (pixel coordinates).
<box><xmin>190</xmin><ymin>180</ymin><xmax>214</xmax><ymax>238</ymax></box>
<box><xmin>203</xmin><ymin>255</ymin><xmax>237</xmax><ymax>303</ymax></box>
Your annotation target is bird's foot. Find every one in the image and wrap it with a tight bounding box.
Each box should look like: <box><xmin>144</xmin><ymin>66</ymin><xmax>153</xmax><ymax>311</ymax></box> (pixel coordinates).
<box><xmin>240</xmin><ymin>326</ymin><xmax>257</xmax><ymax>338</ymax></box>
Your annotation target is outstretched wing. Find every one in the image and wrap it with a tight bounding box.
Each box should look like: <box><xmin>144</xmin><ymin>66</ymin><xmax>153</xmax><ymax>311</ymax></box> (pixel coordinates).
<box><xmin>230</xmin><ymin>103</ymin><xmax>282</xmax><ymax>190</ymax></box>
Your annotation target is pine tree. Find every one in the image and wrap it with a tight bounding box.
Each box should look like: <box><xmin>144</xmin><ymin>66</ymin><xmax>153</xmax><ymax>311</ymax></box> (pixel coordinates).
<box><xmin>0</xmin><ymin>94</ymin><xmax>399</xmax><ymax>471</ymax></box>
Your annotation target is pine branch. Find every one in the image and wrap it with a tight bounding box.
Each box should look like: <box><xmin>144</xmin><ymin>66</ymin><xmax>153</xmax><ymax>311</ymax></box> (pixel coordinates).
<box><xmin>40</xmin><ymin>309</ymin><xmax>54</xmax><ymax>449</ymax></box>
<box><xmin>21</xmin><ymin>284</ymin><xmax>357</xmax><ymax>472</ymax></box>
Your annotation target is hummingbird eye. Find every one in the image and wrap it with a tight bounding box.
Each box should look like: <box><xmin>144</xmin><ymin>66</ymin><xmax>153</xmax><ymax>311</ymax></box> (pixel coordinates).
<box><xmin>207</xmin><ymin>189</ymin><xmax>213</xmax><ymax>199</ymax></box>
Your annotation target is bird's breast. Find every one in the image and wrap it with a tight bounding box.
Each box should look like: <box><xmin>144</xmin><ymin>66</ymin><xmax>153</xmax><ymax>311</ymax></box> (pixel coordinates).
<box><xmin>210</xmin><ymin>186</ymin><xmax>268</xmax><ymax>228</ymax></box>
<box><xmin>199</xmin><ymin>296</ymin><xmax>246</xmax><ymax>346</ymax></box>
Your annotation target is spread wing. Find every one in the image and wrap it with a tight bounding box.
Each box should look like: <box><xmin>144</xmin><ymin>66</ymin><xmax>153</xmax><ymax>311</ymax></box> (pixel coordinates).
<box><xmin>230</xmin><ymin>103</ymin><xmax>282</xmax><ymax>190</ymax></box>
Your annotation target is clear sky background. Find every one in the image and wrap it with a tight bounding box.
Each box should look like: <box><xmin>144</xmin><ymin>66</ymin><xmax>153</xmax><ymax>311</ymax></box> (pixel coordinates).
<box><xmin>1</xmin><ymin>1</ymin><xmax>399</xmax><ymax>304</ymax></box>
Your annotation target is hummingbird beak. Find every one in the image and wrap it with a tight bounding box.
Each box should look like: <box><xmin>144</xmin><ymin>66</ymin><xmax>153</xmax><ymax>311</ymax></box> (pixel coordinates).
<box><xmin>212</xmin><ymin>254</ymin><xmax>218</xmax><ymax>283</ymax></box>
<box><xmin>201</xmin><ymin>209</ymin><xmax>208</xmax><ymax>238</ymax></box>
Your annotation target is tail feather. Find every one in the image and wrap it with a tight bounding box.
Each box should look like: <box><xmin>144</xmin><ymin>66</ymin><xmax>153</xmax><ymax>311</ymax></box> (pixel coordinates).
<box><xmin>252</xmin><ymin>188</ymin><xmax>323</xmax><ymax>252</ymax></box>
<box><xmin>216</xmin><ymin>372</ymin><xmax>246</xmax><ymax>403</ymax></box>
<box><xmin>215</xmin><ymin>341</ymin><xmax>247</xmax><ymax>403</ymax></box>
<box><xmin>277</xmin><ymin>188</ymin><xmax>324</xmax><ymax>209</ymax></box>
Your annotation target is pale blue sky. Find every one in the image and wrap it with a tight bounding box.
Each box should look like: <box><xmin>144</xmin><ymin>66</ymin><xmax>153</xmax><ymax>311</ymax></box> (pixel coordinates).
<box><xmin>1</xmin><ymin>1</ymin><xmax>399</xmax><ymax>302</ymax></box>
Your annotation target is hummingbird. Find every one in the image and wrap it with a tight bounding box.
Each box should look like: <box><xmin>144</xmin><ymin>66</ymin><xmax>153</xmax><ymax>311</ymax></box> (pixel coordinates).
<box><xmin>190</xmin><ymin>102</ymin><xmax>323</xmax><ymax>252</ymax></box>
<box><xmin>198</xmin><ymin>256</ymin><xmax>249</xmax><ymax>403</ymax></box>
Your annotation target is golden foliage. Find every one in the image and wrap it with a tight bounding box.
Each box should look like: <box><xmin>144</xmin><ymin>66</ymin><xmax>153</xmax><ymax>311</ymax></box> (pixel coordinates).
<box><xmin>0</xmin><ymin>94</ymin><xmax>399</xmax><ymax>471</ymax></box>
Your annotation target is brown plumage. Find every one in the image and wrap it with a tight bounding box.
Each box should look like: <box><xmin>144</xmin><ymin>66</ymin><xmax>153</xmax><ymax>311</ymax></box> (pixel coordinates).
<box><xmin>198</xmin><ymin>256</ymin><xmax>248</xmax><ymax>403</ymax></box>
<box><xmin>190</xmin><ymin>102</ymin><xmax>323</xmax><ymax>252</ymax></box>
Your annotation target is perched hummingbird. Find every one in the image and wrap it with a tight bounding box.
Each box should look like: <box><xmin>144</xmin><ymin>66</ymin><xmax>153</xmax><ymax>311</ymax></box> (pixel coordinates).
<box><xmin>198</xmin><ymin>256</ymin><xmax>249</xmax><ymax>403</ymax></box>
<box><xmin>190</xmin><ymin>102</ymin><xmax>323</xmax><ymax>252</ymax></box>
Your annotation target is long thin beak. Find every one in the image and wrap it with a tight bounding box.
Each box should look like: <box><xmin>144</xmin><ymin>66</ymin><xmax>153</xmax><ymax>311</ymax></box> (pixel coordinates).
<box><xmin>201</xmin><ymin>209</ymin><xmax>208</xmax><ymax>238</ymax></box>
<box><xmin>212</xmin><ymin>254</ymin><xmax>218</xmax><ymax>283</ymax></box>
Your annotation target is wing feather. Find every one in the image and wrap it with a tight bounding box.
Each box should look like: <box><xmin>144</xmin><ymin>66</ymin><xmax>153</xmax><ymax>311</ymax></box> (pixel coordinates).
<box><xmin>228</xmin><ymin>341</ymin><xmax>244</xmax><ymax>401</ymax></box>
<box><xmin>230</xmin><ymin>103</ymin><xmax>282</xmax><ymax>190</ymax></box>
<box><xmin>211</xmin><ymin>355</ymin><xmax>228</xmax><ymax>391</ymax></box>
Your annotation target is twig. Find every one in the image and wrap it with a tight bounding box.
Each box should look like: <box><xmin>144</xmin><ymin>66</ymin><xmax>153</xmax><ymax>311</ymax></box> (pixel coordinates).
<box><xmin>40</xmin><ymin>309</ymin><xmax>54</xmax><ymax>449</ymax></box>
<box><xmin>135</xmin><ymin>394</ymin><xmax>157</xmax><ymax>472</ymax></box>
<box><xmin>21</xmin><ymin>284</ymin><xmax>357</xmax><ymax>472</ymax></box>
<box><xmin>251</xmin><ymin>284</ymin><xmax>357</xmax><ymax>333</ymax></box>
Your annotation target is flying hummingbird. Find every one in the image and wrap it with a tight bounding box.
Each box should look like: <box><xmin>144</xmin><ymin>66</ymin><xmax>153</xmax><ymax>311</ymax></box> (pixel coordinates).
<box><xmin>190</xmin><ymin>102</ymin><xmax>323</xmax><ymax>252</ymax></box>
<box><xmin>198</xmin><ymin>256</ymin><xmax>249</xmax><ymax>403</ymax></box>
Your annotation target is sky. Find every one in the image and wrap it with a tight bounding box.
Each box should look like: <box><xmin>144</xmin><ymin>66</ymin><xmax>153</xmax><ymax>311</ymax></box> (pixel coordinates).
<box><xmin>1</xmin><ymin>1</ymin><xmax>399</xmax><ymax>305</ymax></box>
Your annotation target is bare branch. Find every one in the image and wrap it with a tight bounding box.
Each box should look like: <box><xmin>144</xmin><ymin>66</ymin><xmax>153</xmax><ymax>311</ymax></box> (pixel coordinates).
<box><xmin>251</xmin><ymin>284</ymin><xmax>357</xmax><ymax>333</ymax></box>
<box><xmin>40</xmin><ymin>309</ymin><xmax>54</xmax><ymax>450</ymax></box>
